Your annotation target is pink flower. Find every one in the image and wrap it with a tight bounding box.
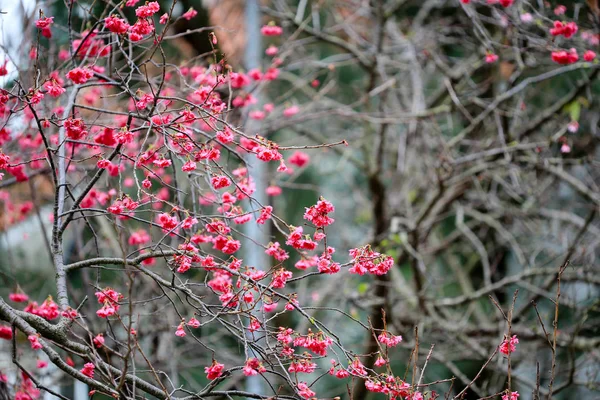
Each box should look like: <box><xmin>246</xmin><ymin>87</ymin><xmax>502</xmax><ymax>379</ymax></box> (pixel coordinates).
<box><xmin>378</xmin><ymin>331</ymin><xmax>403</xmax><ymax>347</ymax></box>
<box><xmin>293</xmin><ymin>331</ymin><xmax>332</xmax><ymax>356</ymax></box>
<box><xmin>499</xmin><ymin>0</ymin><xmax>513</xmax><ymax>6</ymax></box>
<box><xmin>554</xmin><ymin>5</ymin><xmax>567</xmax><ymax>15</ymax></box>
<box><xmin>288</xmin><ymin>151</ymin><xmax>310</xmax><ymax>167</ymax></box>
<box><xmin>66</xmin><ymin>67</ymin><xmax>94</xmax><ymax>84</ymax></box>
<box><xmin>81</xmin><ymin>363</ymin><xmax>95</xmax><ymax>378</ymax></box>
<box><xmin>0</xmin><ymin>152</ymin><xmax>9</xmax><ymax>170</ymax></box>
<box><xmin>187</xmin><ymin>317</ymin><xmax>200</xmax><ymax>328</ymax></box>
<box><xmin>135</xmin><ymin>1</ymin><xmax>160</xmax><ymax>18</ymax></box>
<box><xmin>270</xmin><ymin>268</ymin><xmax>293</xmax><ymax>288</ymax></box>
<box><xmin>499</xmin><ymin>334</ymin><xmax>519</xmax><ymax>355</ymax></box>
<box><xmin>261</xmin><ymin>24</ymin><xmax>283</xmax><ymax>36</ymax></box>
<box><xmin>205</xmin><ymin>361</ymin><xmax>224</xmax><ymax>380</ymax></box>
<box><xmin>116</xmin><ymin>128</ymin><xmax>134</xmax><ymax>143</ymax></box>
<box><xmin>289</xmin><ymin>357</ymin><xmax>317</xmax><ymax>373</ymax></box>
<box><xmin>485</xmin><ymin>53</ymin><xmax>499</xmax><ymax>64</ymax></box>
<box><xmin>230</xmin><ymin>72</ymin><xmax>251</xmax><ymax>88</ymax></box>
<box><xmin>213</xmin><ymin>235</ymin><xmax>240</xmax><ymax>254</ymax></box>
<box><xmin>36</xmin><ymin>16</ymin><xmax>54</xmax><ymax>37</ymax></box>
<box><xmin>175</xmin><ymin>323</ymin><xmax>186</xmax><ymax>337</ymax></box>
<box><xmin>249</xmin><ymin>110</ymin><xmax>265</xmax><ymax>120</ymax></box>
<box><xmin>105</xmin><ymin>16</ymin><xmax>130</xmax><ymax>34</ymax></box>
<box><xmin>93</xmin><ymin>334</ymin><xmax>105</xmax><ymax>348</ymax></box>
<box><xmin>216</xmin><ymin>127</ymin><xmax>235</xmax><ymax>144</ymax></box>
<box><xmin>304</xmin><ymin>197</ymin><xmax>335</xmax><ymax>227</ymax></box>
<box><xmin>182</xmin><ymin>160</ymin><xmax>196</xmax><ymax>172</ymax></box>
<box><xmin>256</xmin><ymin>206</ymin><xmax>273</xmax><ymax>224</ymax></box>
<box><xmin>549</xmin><ymin>21</ymin><xmax>578</xmax><ymax>38</ymax></box>
<box><xmin>265</xmin><ymin>45</ymin><xmax>278</xmax><ymax>56</ymax></box>
<box><xmin>551</xmin><ymin>48</ymin><xmax>579</xmax><ymax>64</ymax></box>
<box><xmin>97</xmin><ymin>159</ymin><xmax>111</xmax><ymax>169</ymax></box>
<box><xmin>374</xmin><ymin>355</ymin><xmax>388</xmax><ymax>367</ymax></box>
<box><xmin>0</xmin><ymin>326</ymin><xmax>12</xmax><ymax>340</ymax></box>
<box><xmin>182</xmin><ymin>8</ymin><xmax>198</xmax><ymax>20</ymax></box>
<box><xmin>520</xmin><ymin>13</ymin><xmax>533</xmax><ymax>23</ymax></box>
<box><xmin>27</xmin><ymin>297</ymin><xmax>60</xmax><ymax>320</ymax></box>
<box><xmin>62</xmin><ymin>308</ymin><xmax>78</xmax><ymax>319</ymax></box>
<box><xmin>502</xmin><ymin>391</ymin><xmax>519</xmax><ymax>400</ymax></box>
<box><xmin>243</xmin><ymin>358</ymin><xmax>267</xmax><ymax>376</ymax></box>
<box><xmin>266</xmin><ymin>243</ymin><xmax>289</xmax><ymax>263</ymax></box>
<box><xmin>35</xmin><ymin>16</ymin><xmax>54</xmax><ymax>29</ymax></box>
<box><xmin>317</xmin><ymin>252</ymin><xmax>340</xmax><ymax>274</ymax></box>
<box><xmin>159</xmin><ymin>13</ymin><xmax>169</xmax><ymax>24</ymax></box>
<box><xmin>297</xmin><ymin>382</ymin><xmax>315</xmax><ymax>399</ymax></box>
<box><xmin>157</xmin><ymin>213</ymin><xmax>178</xmax><ymax>232</ymax></box>
<box><xmin>256</xmin><ymin>145</ymin><xmax>282</xmax><ymax>162</ymax></box>
<box><xmin>130</xmin><ymin>18</ymin><xmax>154</xmax><ymax>40</ymax></box>
<box><xmin>584</xmin><ymin>50</ymin><xmax>597</xmax><ymax>61</ymax></box>
<box><xmin>264</xmin><ymin>67</ymin><xmax>280</xmax><ymax>80</ymax></box>
<box><xmin>9</xmin><ymin>292</ymin><xmax>28</xmax><ymax>302</ymax></box>
<box><xmin>348</xmin><ymin>358</ymin><xmax>367</xmax><ymax>376</ymax></box>
<box><xmin>28</xmin><ymin>335</ymin><xmax>42</xmax><ymax>350</ymax></box>
<box><xmin>266</xmin><ymin>185</ymin><xmax>282</xmax><ymax>196</ymax></box>
<box><xmin>43</xmin><ymin>79</ymin><xmax>66</xmax><ymax>97</ymax></box>
<box><xmin>211</xmin><ymin>175</ymin><xmax>231</xmax><ymax>189</ymax></box>
<box><xmin>37</xmin><ymin>360</ymin><xmax>48</xmax><ymax>369</ymax></box>
<box><xmin>248</xmin><ymin>68</ymin><xmax>262</xmax><ymax>81</ymax></box>
<box><xmin>283</xmin><ymin>105</ymin><xmax>300</xmax><ymax>117</ymax></box>
<box><xmin>567</xmin><ymin>120</ymin><xmax>579</xmax><ymax>132</ymax></box>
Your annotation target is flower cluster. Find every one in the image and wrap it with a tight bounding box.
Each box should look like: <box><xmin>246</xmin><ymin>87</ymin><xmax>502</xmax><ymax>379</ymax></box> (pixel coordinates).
<box><xmin>243</xmin><ymin>358</ymin><xmax>267</xmax><ymax>376</ymax></box>
<box><xmin>24</xmin><ymin>297</ymin><xmax>59</xmax><ymax>320</ymax></box>
<box><xmin>303</xmin><ymin>197</ymin><xmax>335</xmax><ymax>227</ymax></box>
<box><xmin>95</xmin><ymin>288</ymin><xmax>123</xmax><ymax>318</ymax></box>
<box><xmin>377</xmin><ymin>331</ymin><xmax>403</xmax><ymax>347</ymax></box>
<box><xmin>81</xmin><ymin>363</ymin><xmax>95</xmax><ymax>378</ymax></box>
<box><xmin>204</xmin><ymin>361</ymin><xmax>224</xmax><ymax>380</ymax></box>
<box><xmin>349</xmin><ymin>245</ymin><xmax>394</xmax><ymax>275</ymax></box>
<box><xmin>550</xmin><ymin>21</ymin><xmax>578</xmax><ymax>38</ymax></box>
<box><xmin>499</xmin><ymin>334</ymin><xmax>519</xmax><ymax>355</ymax></box>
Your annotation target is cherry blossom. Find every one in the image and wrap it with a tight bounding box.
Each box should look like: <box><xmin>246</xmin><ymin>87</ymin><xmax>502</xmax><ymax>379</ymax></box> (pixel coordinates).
<box><xmin>499</xmin><ymin>335</ymin><xmax>519</xmax><ymax>355</ymax></box>
<box><xmin>204</xmin><ymin>361</ymin><xmax>224</xmax><ymax>380</ymax></box>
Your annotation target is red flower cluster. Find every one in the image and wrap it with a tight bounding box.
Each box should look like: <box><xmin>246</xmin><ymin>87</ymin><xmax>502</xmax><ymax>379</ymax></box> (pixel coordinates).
<box><xmin>64</xmin><ymin>118</ymin><xmax>88</xmax><ymax>140</ymax></box>
<box><xmin>204</xmin><ymin>361</ymin><xmax>224</xmax><ymax>380</ymax></box>
<box><xmin>303</xmin><ymin>197</ymin><xmax>335</xmax><ymax>227</ymax></box>
<box><xmin>0</xmin><ymin>326</ymin><xmax>12</xmax><ymax>340</ymax></box>
<box><xmin>95</xmin><ymin>288</ymin><xmax>123</xmax><ymax>318</ymax></box>
<box><xmin>377</xmin><ymin>331</ymin><xmax>403</xmax><ymax>347</ymax></box>
<box><xmin>9</xmin><ymin>292</ymin><xmax>29</xmax><ymax>302</ymax></box>
<box><xmin>550</xmin><ymin>21</ymin><xmax>578</xmax><ymax>38</ymax></box>
<box><xmin>135</xmin><ymin>1</ymin><xmax>160</xmax><ymax>18</ymax></box>
<box><xmin>293</xmin><ymin>330</ymin><xmax>333</xmax><ymax>356</ymax></box>
<box><xmin>35</xmin><ymin>16</ymin><xmax>54</xmax><ymax>38</ymax></box>
<box><xmin>349</xmin><ymin>245</ymin><xmax>394</xmax><ymax>275</ymax></box>
<box><xmin>81</xmin><ymin>363</ymin><xmax>95</xmax><ymax>378</ymax></box>
<box><xmin>551</xmin><ymin>48</ymin><xmax>579</xmax><ymax>64</ymax></box>
<box><xmin>243</xmin><ymin>358</ymin><xmax>267</xmax><ymax>376</ymax></box>
<box><xmin>66</xmin><ymin>67</ymin><xmax>94</xmax><ymax>84</ymax></box>
<box><xmin>499</xmin><ymin>334</ymin><xmax>519</xmax><ymax>355</ymax></box>
<box><xmin>24</xmin><ymin>297</ymin><xmax>59</xmax><ymax>320</ymax></box>
<box><xmin>104</xmin><ymin>15</ymin><xmax>130</xmax><ymax>34</ymax></box>
<box><xmin>261</xmin><ymin>24</ymin><xmax>283</xmax><ymax>36</ymax></box>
